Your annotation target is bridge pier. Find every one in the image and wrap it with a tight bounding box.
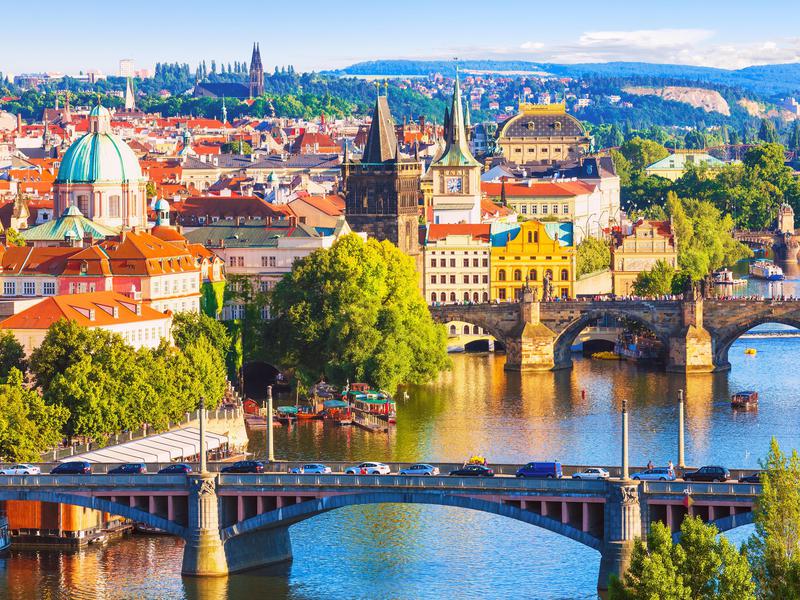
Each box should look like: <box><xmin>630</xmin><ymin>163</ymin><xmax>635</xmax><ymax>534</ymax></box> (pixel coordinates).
<box><xmin>181</xmin><ymin>474</ymin><xmax>228</xmax><ymax>577</ymax></box>
<box><xmin>223</xmin><ymin>525</ymin><xmax>293</xmax><ymax>573</ymax></box>
<box><xmin>597</xmin><ymin>481</ymin><xmax>641</xmax><ymax>593</ymax></box>
<box><xmin>505</xmin><ymin>291</ymin><xmax>558</xmax><ymax>371</ymax></box>
<box><xmin>666</xmin><ymin>298</ymin><xmax>715</xmax><ymax>373</ymax></box>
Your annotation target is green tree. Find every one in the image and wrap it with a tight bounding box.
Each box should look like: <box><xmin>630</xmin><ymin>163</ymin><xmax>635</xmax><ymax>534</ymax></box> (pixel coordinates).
<box><xmin>576</xmin><ymin>236</ymin><xmax>611</xmax><ymax>276</ymax></box>
<box><xmin>632</xmin><ymin>259</ymin><xmax>678</xmax><ymax>296</ymax></box>
<box><xmin>619</xmin><ymin>137</ymin><xmax>670</xmax><ymax>173</ymax></box>
<box><xmin>221</xmin><ymin>140</ymin><xmax>253</xmax><ymax>154</ymax></box>
<box><xmin>182</xmin><ymin>336</ymin><xmax>227</xmax><ymax>409</ymax></box>
<box><xmin>5</xmin><ymin>228</ymin><xmax>25</xmax><ymax>247</ymax></box>
<box><xmin>758</xmin><ymin>119</ymin><xmax>779</xmax><ymax>144</ymax></box>
<box><xmin>0</xmin><ymin>331</ymin><xmax>26</xmax><ymax>379</ymax></box>
<box><xmin>0</xmin><ymin>369</ymin><xmax>68</xmax><ymax>461</ymax></box>
<box><xmin>746</xmin><ymin>438</ymin><xmax>800</xmax><ymax>598</ymax></box>
<box><xmin>684</xmin><ymin>129</ymin><xmax>706</xmax><ymax>150</ymax></box>
<box><xmin>610</xmin><ymin>517</ymin><xmax>754</xmax><ymax>600</ymax></box>
<box><xmin>265</xmin><ymin>234</ymin><xmax>449</xmax><ymax>393</ymax></box>
<box><xmin>172</xmin><ymin>311</ymin><xmax>232</xmax><ymax>363</ymax></box>
<box><xmin>788</xmin><ymin>122</ymin><xmax>800</xmax><ymax>154</ymax></box>
<box><xmin>610</xmin><ymin>149</ymin><xmax>633</xmax><ymax>186</ymax></box>
<box><xmin>145</xmin><ymin>180</ymin><xmax>157</xmax><ymax>199</ymax></box>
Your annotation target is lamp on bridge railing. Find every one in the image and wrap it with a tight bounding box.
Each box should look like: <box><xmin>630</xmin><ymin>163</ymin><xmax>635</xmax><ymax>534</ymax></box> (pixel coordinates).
<box><xmin>199</xmin><ymin>396</ymin><xmax>207</xmax><ymax>474</ymax></box>
<box><xmin>266</xmin><ymin>385</ymin><xmax>275</xmax><ymax>463</ymax></box>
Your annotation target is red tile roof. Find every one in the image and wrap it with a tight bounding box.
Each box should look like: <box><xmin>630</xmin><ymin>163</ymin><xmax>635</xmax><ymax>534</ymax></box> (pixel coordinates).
<box><xmin>481</xmin><ymin>181</ymin><xmax>596</xmax><ymax>197</ymax></box>
<box><xmin>427</xmin><ymin>224</ymin><xmax>491</xmax><ymax>242</ymax></box>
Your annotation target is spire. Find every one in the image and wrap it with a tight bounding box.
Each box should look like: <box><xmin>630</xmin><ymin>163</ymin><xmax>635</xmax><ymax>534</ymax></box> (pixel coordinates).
<box><xmin>434</xmin><ymin>67</ymin><xmax>480</xmax><ymax>167</ymax></box>
<box><xmin>222</xmin><ymin>96</ymin><xmax>228</xmax><ymax>124</ymax></box>
<box><xmin>125</xmin><ymin>77</ymin><xmax>135</xmax><ymax>110</ymax></box>
<box><xmin>361</xmin><ymin>95</ymin><xmax>399</xmax><ymax>164</ymax></box>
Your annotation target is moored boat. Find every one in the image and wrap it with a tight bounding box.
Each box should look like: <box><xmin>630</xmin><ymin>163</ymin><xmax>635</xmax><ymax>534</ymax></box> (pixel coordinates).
<box><xmin>749</xmin><ymin>259</ymin><xmax>784</xmax><ymax>281</ymax></box>
<box><xmin>731</xmin><ymin>390</ymin><xmax>758</xmax><ymax>410</ymax></box>
<box><xmin>712</xmin><ymin>269</ymin><xmax>746</xmax><ymax>286</ymax></box>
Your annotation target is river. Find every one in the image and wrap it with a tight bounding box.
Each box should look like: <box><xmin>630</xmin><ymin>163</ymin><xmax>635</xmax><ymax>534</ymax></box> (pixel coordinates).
<box><xmin>2</xmin><ymin>261</ymin><xmax>799</xmax><ymax>600</ymax></box>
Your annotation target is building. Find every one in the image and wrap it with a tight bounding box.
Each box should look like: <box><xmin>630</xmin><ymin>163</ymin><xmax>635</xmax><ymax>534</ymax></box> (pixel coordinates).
<box><xmin>249</xmin><ymin>43</ymin><xmax>264</xmax><ymax>98</ymax></box>
<box><xmin>342</xmin><ymin>94</ymin><xmax>421</xmax><ymax>257</ymax></box>
<box><xmin>174</xmin><ymin>195</ymin><xmax>294</xmax><ymax>228</ymax></box>
<box><xmin>423</xmin><ymin>224</ymin><xmax>491</xmax><ymax>304</ymax></box>
<box><xmin>495</xmin><ymin>103</ymin><xmax>590</xmax><ymax>165</ymax></box>
<box><xmin>644</xmin><ymin>151</ymin><xmax>726</xmax><ymax>181</ymax></box>
<box><xmin>491</xmin><ymin>220</ymin><xmax>575</xmax><ymax>301</ymax></box>
<box><xmin>118</xmin><ymin>59</ymin><xmax>135</xmax><ymax>78</ymax></box>
<box><xmin>0</xmin><ymin>291</ymin><xmax>172</xmax><ymax>355</ymax></box>
<box><xmin>611</xmin><ymin>220</ymin><xmax>677</xmax><ymax>295</ymax></box>
<box><xmin>52</xmin><ymin>103</ymin><xmax>148</xmax><ymax>230</ymax></box>
<box><xmin>286</xmin><ymin>194</ymin><xmax>345</xmax><ymax>228</ymax></box>
<box><xmin>429</xmin><ymin>73</ymin><xmax>483</xmax><ymax>224</ymax></box>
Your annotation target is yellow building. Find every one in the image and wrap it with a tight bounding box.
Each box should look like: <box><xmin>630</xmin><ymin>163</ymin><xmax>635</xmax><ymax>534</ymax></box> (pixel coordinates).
<box><xmin>496</xmin><ymin>103</ymin><xmax>590</xmax><ymax>165</ymax></box>
<box><xmin>611</xmin><ymin>220</ymin><xmax>677</xmax><ymax>295</ymax></box>
<box><xmin>491</xmin><ymin>220</ymin><xmax>575</xmax><ymax>301</ymax></box>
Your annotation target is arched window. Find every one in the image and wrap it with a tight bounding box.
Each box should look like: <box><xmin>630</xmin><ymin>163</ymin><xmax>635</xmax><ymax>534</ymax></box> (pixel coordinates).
<box><xmin>431</xmin><ymin>293</ymin><xmax>437</xmax><ymax>303</ymax></box>
<box><xmin>498</xmin><ymin>269</ymin><xmax>506</xmax><ymax>281</ymax></box>
<box><xmin>473</xmin><ymin>325</ymin><xmax>479</xmax><ymax>334</ymax></box>
<box><xmin>108</xmin><ymin>195</ymin><xmax>121</xmax><ymax>218</ymax></box>
<box><xmin>527</xmin><ymin>231</ymin><xmax>533</xmax><ymax>243</ymax></box>
<box><xmin>472</xmin><ymin>292</ymin><xmax>479</xmax><ymax>303</ymax></box>
<box><xmin>530</xmin><ymin>269</ymin><xmax>537</xmax><ymax>281</ymax></box>
<box><xmin>463</xmin><ymin>325</ymin><xmax>470</xmax><ymax>335</ymax></box>
<box><xmin>440</xmin><ymin>292</ymin><xmax>447</xmax><ymax>302</ymax></box>
<box><xmin>449</xmin><ymin>292</ymin><xmax>456</xmax><ymax>302</ymax></box>
<box><xmin>77</xmin><ymin>194</ymin><xmax>90</xmax><ymax>216</ymax></box>
<box><xmin>561</xmin><ymin>269</ymin><xmax>569</xmax><ymax>281</ymax></box>
<box><xmin>464</xmin><ymin>292</ymin><xmax>470</xmax><ymax>301</ymax></box>
<box><xmin>482</xmin><ymin>292</ymin><xmax>489</xmax><ymax>302</ymax></box>
<box><xmin>534</xmin><ymin>231</ymin><xmax>539</xmax><ymax>243</ymax></box>
<box><xmin>513</xmin><ymin>269</ymin><xmax>522</xmax><ymax>281</ymax></box>
<box><xmin>449</xmin><ymin>325</ymin><xmax>457</xmax><ymax>335</ymax></box>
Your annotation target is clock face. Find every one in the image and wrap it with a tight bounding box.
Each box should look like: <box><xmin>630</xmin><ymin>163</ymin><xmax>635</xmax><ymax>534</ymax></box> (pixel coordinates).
<box><xmin>446</xmin><ymin>176</ymin><xmax>463</xmax><ymax>193</ymax></box>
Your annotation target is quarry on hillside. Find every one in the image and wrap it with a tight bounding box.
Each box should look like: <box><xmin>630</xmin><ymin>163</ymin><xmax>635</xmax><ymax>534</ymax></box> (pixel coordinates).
<box><xmin>623</xmin><ymin>86</ymin><xmax>730</xmax><ymax>115</ymax></box>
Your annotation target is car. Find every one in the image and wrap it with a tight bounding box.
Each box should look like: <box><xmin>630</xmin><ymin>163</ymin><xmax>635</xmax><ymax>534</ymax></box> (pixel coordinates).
<box><xmin>0</xmin><ymin>463</ymin><xmax>41</xmax><ymax>475</ymax></box>
<box><xmin>290</xmin><ymin>463</ymin><xmax>332</xmax><ymax>474</ymax></box>
<box><xmin>516</xmin><ymin>462</ymin><xmax>563</xmax><ymax>479</ymax></box>
<box><xmin>399</xmin><ymin>464</ymin><xmax>440</xmax><ymax>476</ymax></box>
<box><xmin>572</xmin><ymin>467</ymin><xmax>610</xmax><ymax>480</ymax></box>
<box><xmin>107</xmin><ymin>463</ymin><xmax>147</xmax><ymax>475</ymax></box>
<box><xmin>344</xmin><ymin>462</ymin><xmax>391</xmax><ymax>475</ymax></box>
<box><xmin>684</xmin><ymin>465</ymin><xmax>730</xmax><ymax>482</ymax></box>
<box><xmin>449</xmin><ymin>464</ymin><xmax>494</xmax><ymax>477</ymax></box>
<box><xmin>631</xmin><ymin>467</ymin><xmax>676</xmax><ymax>481</ymax></box>
<box><xmin>221</xmin><ymin>460</ymin><xmax>265</xmax><ymax>474</ymax></box>
<box><xmin>50</xmin><ymin>461</ymin><xmax>92</xmax><ymax>475</ymax></box>
<box><xmin>739</xmin><ymin>472</ymin><xmax>762</xmax><ymax>484</ymax></box>
<box><xmin>158</xmin><ymin>463</ymin><xmax>192</xmax><ymax>474</ymax></box>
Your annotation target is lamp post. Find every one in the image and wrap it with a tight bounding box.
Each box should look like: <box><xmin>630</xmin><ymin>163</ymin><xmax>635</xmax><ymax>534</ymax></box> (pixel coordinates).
<box><xmin>199</xmin><ymin>397</ymin><xmax>207</xmax><ymax>474</ymax></box>
<box><xmin>621</xmin><ymin>399</ymin><xmax>629</xmax><ymax>480</ymax></box>
<box><xmin>678</xmin><ymin>389</ymin><xmax>685</xmax><ymax>469</ymax></box>
<box><xmin>266</xmin><ymin>385</ymin><xmax>275</xmax><ymax>464</ymax></box>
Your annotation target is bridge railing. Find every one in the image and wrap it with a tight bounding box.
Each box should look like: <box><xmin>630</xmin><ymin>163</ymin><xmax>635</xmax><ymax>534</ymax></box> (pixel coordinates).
<box><xmin>0</xmin><ymin>474</ymin><xmax>188</xmax><ymax>488</ymax></box>
<box><xmin>643</xmin><ymin>481</ymin><xmax>762</xmax><ymax>496</ymax></box>
<box><xmin>217</xmin><ymin>473</ymin><xmax>609</xmax><ymax>493</ymax></box>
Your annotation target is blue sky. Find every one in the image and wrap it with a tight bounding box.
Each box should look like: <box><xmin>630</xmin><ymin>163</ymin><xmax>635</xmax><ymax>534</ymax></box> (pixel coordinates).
<box><xmin>3</xmin><ymin>0</ymin><xmax>800</xmax><ymax>75</ymax></box>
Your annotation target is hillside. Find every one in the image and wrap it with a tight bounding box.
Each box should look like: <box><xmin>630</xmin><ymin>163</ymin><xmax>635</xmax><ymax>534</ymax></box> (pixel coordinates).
<box><xmin>622</xmin><ymin>86</ymin><xmax>730</xmax><ymax>115</ymax></box>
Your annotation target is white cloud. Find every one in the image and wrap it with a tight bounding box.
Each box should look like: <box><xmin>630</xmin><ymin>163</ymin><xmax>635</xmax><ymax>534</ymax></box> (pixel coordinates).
<box><xmin>578</xmin><ymin>29</ymin><xmax>714</xmax><ymax>49</ymax></box>
<box><xmin>520</xmin><ymin>41</ymin><xmax>545</xmax><ymax>50</ymax></box>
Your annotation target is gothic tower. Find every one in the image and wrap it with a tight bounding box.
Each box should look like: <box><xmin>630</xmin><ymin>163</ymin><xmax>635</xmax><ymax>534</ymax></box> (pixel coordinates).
<box><xmin>249</xmin><ymin>43</ymin><xmax>264</xmax><ymax>98</ymax></box>
<box><xmin>344</xmin><ymin>93</ymin><xmax>421</xmax><ymax>259</ymax></box>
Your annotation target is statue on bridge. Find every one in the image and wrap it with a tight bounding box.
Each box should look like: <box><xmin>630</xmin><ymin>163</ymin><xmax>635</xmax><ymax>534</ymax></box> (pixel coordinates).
<box><xmin>542</xmin><ymin>273</ymin><xmax>553</xmax><ymax>302</ymax></box>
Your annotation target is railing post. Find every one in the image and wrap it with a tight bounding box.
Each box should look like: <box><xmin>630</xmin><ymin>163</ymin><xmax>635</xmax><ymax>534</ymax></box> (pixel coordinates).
<box><xmin>266</xmin><ymin>385</ymin><xmax>275</xmax><ymax>464</ymax></box>
<box><xmin>199</xmin><ymin>397</ymin><xmax>207</xmax><ymax>474</ymax></box>
<box><xmin>621</xmin><ymin>399</ymin><xmax>629</xmax><ymax>480</ymax></box>
<box><xmin>678</xmin><ymin>389</ymin><xmax>685</xmax><ymax>469</ymax></box>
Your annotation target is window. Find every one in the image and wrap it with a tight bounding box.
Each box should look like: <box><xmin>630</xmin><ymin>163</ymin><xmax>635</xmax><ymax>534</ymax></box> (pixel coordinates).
<box><xmin>530</xmin><ymin>269</ymin><xmax>537</xmax><ymax>281</ymax></box>
<box><xmin>269</xmin><ymin>256</ymin><xmax>276</xmax><ymax>267</ymax></box>
<box><xmin>472</xmin><ymin>294</ymin><xmax>479</xmax><ymax>304</ymax></box>
<box><xmin>463</xmin><ymin>324</ymin><xmax>469</xmax><ymax>333</ymax></box>
<box><xmin>3</xmin><ymin>282</ymin><xmax>14</xmax><ymax>296</ymax></box>
<box><xmin>472</xmin><ymin>275</ymin><xmax>479</xmax><ymax>284</ymax></box>
<box><xmin>562</xmin><ymin>204</ymin><xmax>569</xmax><ymax>214</ymax></box>
<box><xmin>22</xmin><ymin>281</ymin><xmax>35</xmax><ymax>296</ymax></box>
<box><xmin>237</xmin><ymin>257</ymin><xmax>244</xmax><ymax>267</ymax></box>
<box><xmin>449</xmin><ymin>275</ymin><xmax>456</xmax><ymax>284</ymax></box>
<box><xmin>463</xmin><ymin>275</ymin><xmax>469</xmax><ymax>284</ymax></box>
<box><xmin>77</xmin><ymin>195</ymin><xmax>89</xmax><ymax>215</ymax></box>
<box><xmin>527</xmin><ymin>231</ymin><xmax>532</xmax><ymax>243</ymax></box>
<box><xmin>463</xmin><ymin>258</ymin><xmax>469</xmax><ymax>267</ymax></box>
<box><xmin>463</xmin><ymin>294</ymin><xmax>469</xmax><ymax>303</ymax></box>
<box><xmin>260</xmin><ymin>281</ymin><xmax>270</xmax><ymax>292</ymax></box>
<box><xmin>498</xmin><ymin>269</ymin><xmax>506</xmax><ymax>281</ymax></box>
<box><xmin>229</xmin><ymin>257</ymin><xmax>236</xmax><ymax>267</ymax></box>
<box><xmin>108</xmin><ymin>195</ymin><xmax>121</xmax><ymax>218</ymax></box>
<box><xmin>534</xmin><ymin>231</ymin><xmax>539</xmax><ymax>243</ymax></box>
<box><xmin>43</xmin><ymin>282</ymin><xmax>55</xmax><ymax>295</ymax></box>
<box><xmin>472</xmin><ymin>258</ymin><xmax>478</xmax><ymax>267</ymax></box>
<box><xmin>449</xmin><ymin>292</ymin><xmax>456</xmax><ymax>302</ymax></box>
<box><xmin>440</xmin><ymin>259</ymin><xmax>447</xmax><ymax>267</ymax></box>
<box><xmin>482</xmin><ymin>258</ymin><xmax>488</xmax><ymax>267</ymax></box>
<box><xmin>561</xmin><ymin>269</ymin><xmax>569</xmax><ymax>281</ymax></box>
<box><xmin>261</xmin><ymin>256</ymin><xmax>269</xmax><ymax>267</ymax></box>
<box><xmin>450</xmin><ymin>325</ymin><xmax>457</xmax><ymax>335</ymax></box>
<box><xmin>482</xmin><ymin>292</ymin><xmax>489</xmax><ymax>302</ymax></box>
<box><xmin>431</xmin><ymin>293</ymin><xmax>437</xmax><ymax>302</ymax></box>
<box><xmin>513</xmin><ymin>269</ymin><xmax>522</xmax><ymax>281</ymax></box>
<box><xmin>431</xmin><ymin>275</ymin><xmax>437</xmax><ymax>284</ymax></box>
<box><xmin>498</xmin><ymin>288</ymin><xmax>506</xmax><ymax>300</ymax></box>
<box><xmin>430</xmin><ymin>259</ymin><xmax>436</xmax><ymax>268</ymax></box>
<box><xmin>521</xmin><ymin>205</ymin><xmax>527</xmax><ymax>214</ymax></box>
<box><xmin>440</xmin><ymin>292</ymin><xmax>447</xmax><ymax>302</ymax></box>
<box><xmin>450</xmin><ymin>259</ymin><xmax>456</xmax><ymax>268</ymax></box>
<box><xmin>531</xmin><ymin>205</ymin><xmax>538</xmax><ymax>215</ymax></box>
<box><xmin>552</xmin><ymin>204</ymin><xmax>558</xmax><ymax>214</ymax></box>
<box><xmin>482</xmin><ymin>275</ymin><xmax>488</xmax><ymax>284</ymax></box>
<box><xmin>542</xmin><ymin>205</ymin><xmax>548</xmax><ymax>215</ymax></box>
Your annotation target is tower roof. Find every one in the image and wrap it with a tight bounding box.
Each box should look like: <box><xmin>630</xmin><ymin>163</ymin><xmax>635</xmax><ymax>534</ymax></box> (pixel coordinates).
<box><xmin>435</xmin><ymin>71</ymin><xmax>480</xmax><ymax>168</ymax></box>
<box><xmin>250</xmin><ymin>42</ymin><xmax>262</xmax><ymax>69</ymax></box>
<box><xmin>361</xmin><ymin>96</ymin><xmax>398</xmax><ymax>164</ymax></box>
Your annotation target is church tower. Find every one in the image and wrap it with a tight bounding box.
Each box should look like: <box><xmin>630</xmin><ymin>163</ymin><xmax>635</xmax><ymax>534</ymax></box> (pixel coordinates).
<box><xmin>344</xmin><ymin>92</ymin><xmax>421</xmax><ymax>258</ymax></box>
<box><xmin>249</xmin><ymin>43</ymin><xmax>264</xmax><ymax>98</ymax></box>
<box><xmin>429</xmin><ymin>70</ymin><xmax>482</xmax><ymax>224</ymax></box>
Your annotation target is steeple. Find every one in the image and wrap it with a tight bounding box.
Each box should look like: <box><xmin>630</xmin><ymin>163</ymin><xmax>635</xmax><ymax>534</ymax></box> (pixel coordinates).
<box><xmin>249</xmin><ymin>42</ymin><xmax>264</xmax><ymax>98</ymax></box>
<box><xmin>434</xmin><ymin>68</ymin><xmax>480</xmax><ymax>167</ymax></box>
<box><xmin>124</xmin><ymin>77</ymin><xmax>135</xmax><ymax>110</ymax></box>
<box><xmin>361</xmin><ymin>93</ymin><xmax>399</xmax><ymax>164</ymax></box>
<box><xmin>222</xmin><ymin>97</ymin><xmax>227</xmax><ymax>124</ymax></box>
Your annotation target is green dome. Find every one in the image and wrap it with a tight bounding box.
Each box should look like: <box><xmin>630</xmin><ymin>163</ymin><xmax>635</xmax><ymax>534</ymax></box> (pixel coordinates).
<box><xmin>56</xmin><ymin>109</ymin><xmax>144</xmax><ymax>184</ymax></box>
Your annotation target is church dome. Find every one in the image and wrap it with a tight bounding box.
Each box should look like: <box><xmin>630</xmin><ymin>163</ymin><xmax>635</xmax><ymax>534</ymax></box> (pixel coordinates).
<box><xmin>56</xmin><ymin>104</ymin><xmax>144</xmax><ymax>184</ymax></box>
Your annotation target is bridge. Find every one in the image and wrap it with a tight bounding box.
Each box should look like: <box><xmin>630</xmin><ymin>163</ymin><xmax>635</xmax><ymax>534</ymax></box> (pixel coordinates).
<box><xmin>0</xmin><ymin>463</ymin><xmax>761</xmax><ymax>593</ymax></box>
<box><xmin>430</xmin><ymin>293</ymin><xmax>800</xmax><ymax>371</ymax></box>
<box><xmin>734</xmin><ymin>229</ymin><xmax>799</xmax><ymax>261</ymax></box>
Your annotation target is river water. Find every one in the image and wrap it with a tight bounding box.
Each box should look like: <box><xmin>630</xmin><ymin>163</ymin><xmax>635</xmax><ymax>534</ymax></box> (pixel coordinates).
<box><xmin>3</xmin><ymin>261</ymin><xmax>799</xmax><ymax>600</ymax></box>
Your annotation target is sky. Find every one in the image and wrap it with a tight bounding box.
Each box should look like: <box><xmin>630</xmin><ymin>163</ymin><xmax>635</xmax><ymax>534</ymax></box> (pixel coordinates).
<box><xmin>3</xmin><ymin>0</ymin><xmax>800</xmax><ymax>76</ymax></box>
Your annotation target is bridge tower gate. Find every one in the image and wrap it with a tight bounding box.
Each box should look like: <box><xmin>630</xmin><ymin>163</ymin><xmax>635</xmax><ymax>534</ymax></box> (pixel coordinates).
<box><xmin>597</xmin><ymin>481</ymin><xmax>642</xmax><ymax>592</ymax></box>
<box><xmin>505</xmin><ymin>289</ymin><xmax>557</xmax><ymax>371</ymax></box>
<box><xmin>667</xmin><ymin>297</ymin><xmax>714</xmax><ymax>373</ymax></box>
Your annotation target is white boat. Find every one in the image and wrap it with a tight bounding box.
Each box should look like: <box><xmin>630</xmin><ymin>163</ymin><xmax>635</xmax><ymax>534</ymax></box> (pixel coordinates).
<box><xmin>749</xmin><ymin>259</ymin><xmax>785</xmax><ymax>281</ymax></box>
<box><xmin>712</xmin><ymin>269</ymin><xmax>746</xmax><ymax>286</ymax></box>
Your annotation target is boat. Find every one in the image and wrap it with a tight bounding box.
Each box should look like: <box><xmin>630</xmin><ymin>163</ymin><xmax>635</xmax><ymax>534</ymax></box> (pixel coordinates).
<box><xmin>712</xmin><ymin>269</ymin><xmax>746</xmax><ymax>286</ymax></box>
<box><xmin>731</xmin><ymin>390</ymin><xmax>758</xmax><ymax>410</ymax></box>
<box><xmin>745</xmin><ymin>348</ymin><xmax>757</xmax><ymax>355</ymax></box>
<box><xmin>591</xmin><ymin>351</ymin><xmax>621</xmax><ymax>360</ymax></box>
<box><xmin>322</xmin><ymin>399</ymin><xmax>353</xmax><ymax>425</ymax></box>
<box><xmin>749</xmin><ymin>259</ymin><xmax>785</xmax><ymax>281</ymax></box>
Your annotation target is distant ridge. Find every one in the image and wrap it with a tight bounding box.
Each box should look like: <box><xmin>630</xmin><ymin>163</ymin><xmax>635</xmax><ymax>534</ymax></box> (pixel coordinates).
<box><xmin>330</xmin><ymin>60</ymin><xmax>800</xmax><ymax>95</ymax></box>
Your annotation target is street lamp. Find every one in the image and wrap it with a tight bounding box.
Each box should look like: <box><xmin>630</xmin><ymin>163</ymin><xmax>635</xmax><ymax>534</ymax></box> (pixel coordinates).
<box><xmin>266</xmin><ymin>385</ymin><xmax>275</xmax><ymax>464</ymax></box>
<box><xmin>621</xmin><ymin>399</ymin><xmax>629</xmax><ymax>480</ymax></box>
<box><xmin>678</xmin><ymin>389</ymin><xmax>685</xmax><ymax>469</ymax></box>
<box><xmin>199</xmin><ymin>397</ymin><xmax>207</xmax><ymax>474</ymax></box>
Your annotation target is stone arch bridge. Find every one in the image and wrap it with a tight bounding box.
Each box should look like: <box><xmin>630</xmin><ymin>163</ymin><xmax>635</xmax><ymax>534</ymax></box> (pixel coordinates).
<box><xmin>430</xmin><ymin>295</ymin><xmax>800</xmax><ymax>371</ymax></box>
<box><xmin>0</xmin><ymin>469</ymin><xmax>759</xmax><ymax>593</ymax></box>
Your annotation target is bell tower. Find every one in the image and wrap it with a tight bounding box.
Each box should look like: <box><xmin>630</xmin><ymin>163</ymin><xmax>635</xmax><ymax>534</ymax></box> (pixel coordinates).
<box><xmin>249</xmin><ymin>43</ymin><xmax>264</xmax><ymax>98</ymax></box>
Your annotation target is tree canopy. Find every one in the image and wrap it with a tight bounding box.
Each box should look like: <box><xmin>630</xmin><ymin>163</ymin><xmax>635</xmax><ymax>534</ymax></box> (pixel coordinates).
<box><xmin>265</xmin><ymin>234</ymin><xmax>449</xmax><ymax>393</ymax></box>
<box><xmin>0</xmin><ymin>331</ymin><xmax>26</xmax><ymax>380</ymax></box>
<box><xmin>576</xmin><ymin>236</ymin><xmax>611</xmax><ymax>277</ymax></box>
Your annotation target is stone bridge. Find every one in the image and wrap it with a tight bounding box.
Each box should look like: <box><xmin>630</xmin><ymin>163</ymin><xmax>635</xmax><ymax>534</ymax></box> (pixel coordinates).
<box><xmin>0</xmin><ymin>468</ymin><xmax>761</xmax><ymax>593</ymax></box>
<box><xmin>430</xmin><ymin>294</ymin><xmax>800</xmax><ymax>371</ymax></box>
<box><xmin>734</xmin><ymin>229</ymin><xmax>799</xmax><ymax>261</ymax></box>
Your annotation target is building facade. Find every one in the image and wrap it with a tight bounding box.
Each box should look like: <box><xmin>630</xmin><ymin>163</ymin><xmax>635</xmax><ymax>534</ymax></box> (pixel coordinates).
<box><xmin>423</xmin><ymin>224</ymin><xmax>491</xmax><ymax>304</ymax></box>
<box><xmin>496</xmin><ymin>103</ymin><xmax>590</xmax><ymax>165</ymax></box>
<box><xmin>611</xmin><ymin>220</ymin><xmax>677</xmax><ymax>295</ymax></box>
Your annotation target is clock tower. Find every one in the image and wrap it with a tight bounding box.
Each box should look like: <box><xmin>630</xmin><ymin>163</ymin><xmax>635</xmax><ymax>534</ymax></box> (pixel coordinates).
<box><xmin>430</xmin><ymin>70</ymin><xmax>482</xmax><ymax>224</ymax></box>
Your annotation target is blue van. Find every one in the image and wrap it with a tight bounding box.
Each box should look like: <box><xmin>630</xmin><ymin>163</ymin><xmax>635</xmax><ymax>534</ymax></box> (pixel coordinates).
<box><xmin>516</xmin><ymin>462</ymin><xmax>563</xmax><ymax>479</ymax></box>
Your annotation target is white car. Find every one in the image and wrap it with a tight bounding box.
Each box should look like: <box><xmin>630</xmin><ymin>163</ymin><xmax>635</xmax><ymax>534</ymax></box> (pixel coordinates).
<box><xmin>0</xmin><ymin>463</ymin><xmax>41</xmax><ymax>475</ymax></box>
<box><xmin>290</xmin><ymin>463</ymin><xmax>331</xmax><ymax>474</ymax></box>
<box><xmin>572</xmin><ymin>467</ymin><xmax>609</xmax><ymax>480</ymax></box>
<box><xmin>399</xmin><ymin>464</ymin><xmax>440</xmax><ymax>476</ymax></box>
<box><xmin>345</xmin><ymin>462</ymin><xmax>391</xmax><ymax>475</ymax></box>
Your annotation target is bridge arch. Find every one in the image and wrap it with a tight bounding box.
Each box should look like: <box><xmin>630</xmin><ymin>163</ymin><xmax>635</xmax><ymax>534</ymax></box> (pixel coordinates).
<box><xmin>242</xmin><ymin>361</ymin><xmax>286</xmax><ymax>399</ymax></box>
<box><xmin>220</xmin><ymin>491</ymin><xmax>601</xmax><ymax>551</ymax></box>
<box><xmin>553</xmin><ymin>309</ymin><xmax>669</xmax><ymax>368</ymax></box>
<box><xmin>712</xmin><ymin>317</ymin><xmax>800</xmax><ymax>369</ymax></box>
<box><xmin>671</xmin><ymin>509</ymin><xmax>754</xmax><ymax>543</ymax></box>
<box><xmin>0</xmin><ymin>490</ymin><xmax>188</xmax><ymax>538</ymax></box>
